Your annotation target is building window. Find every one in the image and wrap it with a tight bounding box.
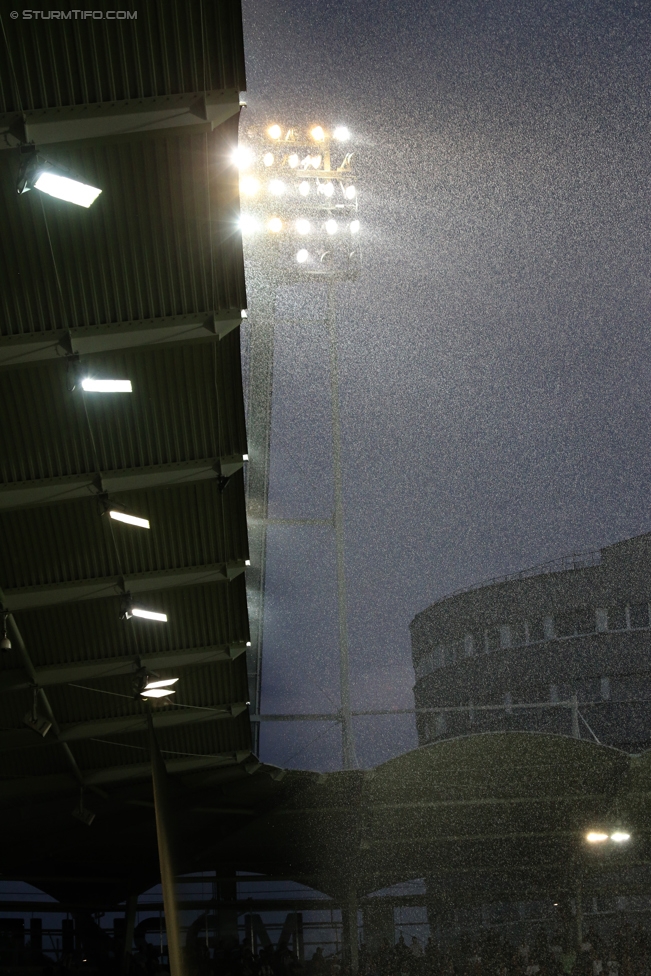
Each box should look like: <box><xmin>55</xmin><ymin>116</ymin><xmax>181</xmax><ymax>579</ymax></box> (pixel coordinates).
<box><xmin>543</xmin><ymin>616</ymin><xmax>555</xmax><ymax>640</ymax></box>
<box><xmin>600</xmin><ymin>676</ymin><xmax>610</xmax><ymax>700</ymax></box>
<box><xmin>499</xmin><ymin>625</ymin><xmax>512</xmax><ymax>648</ymax></box>
<box><xmin>595</xmin><ymin>608</ymin><xmax>608</xmax><ymax>632</ymax></box>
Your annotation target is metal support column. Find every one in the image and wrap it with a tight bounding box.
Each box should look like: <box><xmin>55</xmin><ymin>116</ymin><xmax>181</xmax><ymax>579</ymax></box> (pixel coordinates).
<box><xmin>327</xmin><ymin>282</ymin><xmax>356</xmax><ymax>770</ymax></box>
<box><xmin>147</xmin><ymin>714</ymin><xmax>184</xmax><ymax>976</ymax></box>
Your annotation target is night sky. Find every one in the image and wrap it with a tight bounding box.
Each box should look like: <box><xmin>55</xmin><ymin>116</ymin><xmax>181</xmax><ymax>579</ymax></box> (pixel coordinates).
<box><xmin>240</xmin><ymin>0</ymin><xmax>651</xmax><ymax>771</ymax></box>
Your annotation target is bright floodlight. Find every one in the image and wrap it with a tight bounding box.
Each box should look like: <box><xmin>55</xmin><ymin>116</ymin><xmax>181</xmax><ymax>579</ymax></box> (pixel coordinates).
<box><xmin>268</xmin><ymin>217</ymin><xmax>283</xmax><ymax>233</ymax></box>
<box><xmin>242</xmin><ymin>453</ymin><xmax>249</xmax><ymax>460</ymax></box>
<box><xmin>240</xmin><ymin>175</ymin><xmax>260</xmax><ymax>197</ymax></box>
<box><xmin>144</xmin><ymin>677</ymin><xmax>179</xmax><ymax>690</ymax></box>
<box><xmin>245</xmin><ymin>559</ymin><xmax>251</xmax><ymax>566</ymax></box>
<box><xmin>325</xmin><ymin>219</ymin><xmax>338</xmax><ymax>235</ymax></box>
<box><xmin>246</xmin><ymin>641</ymin><xmax>252</xmax><ymax>647</ymax></box>
<box><xmin>231</xmin><ymin>147</ymin><xmax>253</xmax><ymax>170</ymax></box>
<box><xmin>350</xmin><ymin>220</ymin><xmax>360</xmax><ymax>234</ymax></box>
<box><xmin>333</xmin><ymin>126</ymin><xmax>350</xmax><ymax>142</ymax></box>
<box><xmin>132</xmin><ymin>607</ymin><xmax>168</xmax><ymax>623</ymax></box>
<box><xmin>239</xmin><ymin>215</ymin><xmax>259</xmax><ymax>234</ymax></box>
<box><xmin>611</xmin><ymin>831</ymin><xmax>631</xmax><ymax>843</ymax></box>
<box><xmin>299</xmin><ymin>181</ymin><xmax>310</xmax><ymax>197</ymax></box>
<box><xmin>263</xmin><ymin>152</ymin><xmax>274</xmax><ymax>167</ymax></box>
<box><xmin>321</xmin><ymin>182</ymin><xmax>334</xmax><ymax>198</ymax></box>
<box><xmin>344</xmin><ymin>185</ymin><xmax>357</xmax><ymax>199</ymax></box>
<box><xmin>109</xmin><ymin>510</ymin><xmax>150</xmax><ymax>530</ymax></box>
<box><xmin>268</xmin><ymin>179</ymin><xmax>286</xmax><ymax>196</ymax></box>
<box><xmin>82</xmin><ymin>378</ymin><xmax>132</xmax><ymax>393</ymax></box>
<box><xmin>268</xmin><ymin>124</ymin><xmax>282</xmax><ymax>139</ymax></box>
<box><xmin>296</xmin><ymin>249</ymin><xmax>309</xmax><ymax>264</ymax></box>
<box><xmin>311</xmin><ymin>155</ymin><xmax>322</xmax><ymax>169</ymax></box>
<box><xmin>141</xmin><ymin>687</ymin><xmax>176</xmax><ymax>699</ymax></box>
<box><xmin>311</xmin><ymin>126</ymin><xmax>326</xmax><ymax>142</ymax></box>
<box><xmin>586</xmin><ymin>831</ymin><xmax>609</xmax><ymax>843</ymax></box>
<box><xmin>296</xmin><ymin>219</ymin><xmax>311</xmax><ymax>235</ymax></box>
<box><xmin>288</xmin><ymin>154</ymin><xmax>299</xmax><ymax>168</ymax></box>
<box><xmin>34</xmin><ymin>171</ymin><xmax>102</xmax><ymax>209</ymax></box>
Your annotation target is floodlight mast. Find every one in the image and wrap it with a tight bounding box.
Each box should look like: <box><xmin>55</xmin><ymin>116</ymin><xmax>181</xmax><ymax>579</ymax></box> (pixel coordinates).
<box><xmin>240</xmin><ymin>124</ymin><xmax>359</xmax><ymax>769</ymax></box>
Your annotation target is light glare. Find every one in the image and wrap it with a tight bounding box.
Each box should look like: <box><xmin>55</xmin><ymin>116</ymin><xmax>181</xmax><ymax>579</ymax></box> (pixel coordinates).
<box><xmin>131</xmin><ymin>607</ymin><xmax>168</xmax><ymax>623</ymax></box>
<box><xmin>333</xmin><ymin>126</ymin><xmax>351</xmax><ymax>142</ymax></box>
<box><xmin>144</xmin><ymin>678</ymin><xmax>179</xmax><ymax>690</ymax></box>
<box><xmin>350</xmin><ymin>220</ymin><xmax>360</xmax><ymax>234</ymax></box>
<box><xmin>141</xmin><ymin>687</ymin><xmax>176</xmax><ymax>698</ymax></box>
<box><xmin>34</xmin><ymin>171</ymin><xmax>102</xmax><ymax>208</ymax></box>
<box><xmin>611</xmin><ymin>831</ymin><xmax>631</xmax><ymax>843</ymax></box>
<box><xmin>288</xmin><ymin>154</ymin><xmax>300</xmax><ymax>168</ymax></box>
<box><xmin>239</xmin><ymin>175</ymin><xmax>260</xmax><ymax>197</ymax></box>
<box><xmin>344</xmin><ymin>185</ymin><xmax>356</xmax><ymax>199</ymax></box>
<box><xmin>263</xmin><ymin>152</ymin><xmax>274</xmax><ymax>167</ymax></box>
<box><xmin>296</xmin><ymin>219</ymin><xmax>311</xmax><ymax>235</ymax></box>
<box><xmin>311</xmin><ymin>155</ymin><xmax>322</xmax><ymax>169</ymax></box>
<box><xmin>268</xmin><ymin>217</ymin><xmax>283</xmax><ymax>233</ymax></box>
<box><xmin>268</xmin><ymin>124</ymin><xmax>282</xmax><ymax>140</ymax></box>
<box><xmin>81</xmin><ymin>378</ymin><xmax>132</xmax><ymax>393</ymax></box>
<box><xmin>299</xmin><ymin>181</ymin><xmax>310</xmax><ymax>197</ymax></box>
<box><xmin>325</xmin><ymin>219</ymin><xmax>338</xmax><ymax>235</ymax></box>
<box><xmin>109</xmin><ymin>510</ymin><xmax>150</xmax><ymax>530</ymax></box>
<box><xmin>239</xmin><ymin>215</ymin><xmax>259</xmax><ymax>234</ymax></box>
<box><xmin>231</xmin><ymin>147</ymin><xmax>253</xmax><ymax>170</ymax></box>
<box><xmin>296</xmin><ymin>249</ymin><xmax>309</xmax><ymax>264</ymax></box>
<box><xmin>586</xmin><ymin>831</ymin><xmax>609</xmax><ymax>843</ymax></box>
<box><xmin>268</xmin><ymin>179</ymin><xmax>286</xmax><ymax>196</ymax></box>
<box><xmin>320</xmin><ymin>182</ymin><xmax>334</xmax><ymax>197</ymax></box>
<box><xmin>311</xmin><ymin>126</ymin><xmax>326</xmax><ymax>142</ymax></box>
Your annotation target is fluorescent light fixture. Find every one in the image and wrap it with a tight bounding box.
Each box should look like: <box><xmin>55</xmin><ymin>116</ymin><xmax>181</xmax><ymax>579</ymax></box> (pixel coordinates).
<box><xmin>144</xmin><ymin>677</ymin><xmax>179</xmax><ymax>690</ymax></box>
<box><xmin>296</xmin><ymin>249</ymin><xmax>309</xmax><ymax>264</ymax></box>
<box><xmin>81</xmin><ymin>378</ymin><xmax>132</xmax><ymax>393</ymax></box>
<box><xmin>268</xmin><ymin>124</ymin><xmax>282</xmax><ymax>140</ymax></box>
<box><xmin>231</xmin><ymin>147</ymin><xmax>253</xmax><ymax>170</ymax></box>
<box><xmin>296</xmin><ymin>218</ymin><xmax>311</xmax><ymax>235</ymax></box>
<box><xmin>245</xmin><ymin>559</ymin><xmax>251</xmax><ymax>566</ymax></box>
<box><xmin>141</xmin><ymin>687</ymin><xmax>176</xmax><ymax>699</ymax></box>
<box><xmin>325</xmin><ymin>219</ymin><xmax>338</xmax><ymax>235</ymax></box>
<box><xmin>299</xmin><ymin>181</ymin><xmax>310</xmax><ymax>197</ymax></box>
<box><xmin>611</xmin><ymin>831</ymin><xmax>631</xmax><ymax>843</ymax></box>
<box><xmin>586</xmin><ymin>831</ymin><xmax>609</xmax><ymax>843</ymax></box>
<box><xmin>242</xmin><ymin>453</ymin><xmax>249</xmax><ymax>460</ymax></box>
<box><xmin>311</xmin><ymin>126</ymin><xmax>326</xmax><ymax>142</ymax></box>
<box><xmin>350</xmin><ymin>220</ymin><xmax>360</xmax><ymax>234</ymax></box>
<box><xmin>333</xmin><ymin>126</ymin><xmax>351</xmax><ymax>142</ymax></box>
<box><xmin>268</xmin><ymin>179</ymin><xmax>286</xmax><ymax>196</ymax></box>
<box><xmin>34</xmin><ymin>171</ymin><xmax>101</xmax><ymax>209</ymax></box>
<box><xmin>109</xmin><ymin>510</ymin><xmax>150</xmax><ymax>530</ymax></box>
<box><xmin>131</xmin><ymin>607</ymin><xmax>168</xmax><ymax>623</ymax></box>
<box><xmin>288</xmin><ymin>154</ymin><xmax>300</xmax><ymax>168</ymax></box>
<box><xmin>240</xmin><ymin>175</ymin><xmax>260</xmax><ymax>197</ymax></box>
<box><xmin>268</xmin><ymin>217</ymin><xmax>283</xmax><ymax>233</ymax></box>
<box><xmin>344</xmin><ymin>185</ymin><xmax>357</xmax><ymax>199</ymax></box>
<box><xmin>263</xmin><ymin>153</ymin><xmax>275</xmax><ymax>167</ymax></box>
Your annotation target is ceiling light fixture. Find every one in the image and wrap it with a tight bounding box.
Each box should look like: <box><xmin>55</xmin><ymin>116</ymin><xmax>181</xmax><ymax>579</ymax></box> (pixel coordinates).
<box><xmin>121</xmin><ymin>596</ymin><xmax>167</xmax><ymax>623</ymax></box>
<box><xmin>17</xmin><ymin>147</ymin><xmax>102</xmax><ymax>208</ymax></box>
<box><xmin>134</xmin><ymin>666</ymin><xmax>178</xmax><ymax>700</ymax></box>
<box><xmin>81</xmin><ymin>378</ymin><xmax>132</xmax><ymax>393</ymax></box>
<box><xmin>109</xmin><ymin>510</ymin><xmax>150</xmax><ymax>530</ymax></box>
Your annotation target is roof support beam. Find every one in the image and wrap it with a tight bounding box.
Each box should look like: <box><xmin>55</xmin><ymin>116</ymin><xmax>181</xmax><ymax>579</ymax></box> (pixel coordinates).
<box><xmin>0</xmin><ymin>457</ymin><xmax>245</xmax><ymax>510</ymax></box>
<box><xmin>0</xmin><ymin>311</ymin><xmax>243</xmax><ymax>369</ymax></box>
<box><xmin>0</xmin><ymin>701</ymin><xmax>248</xmax><ymax>753</ymax></box>
<box><xmin>4</xmin><ymin>563</ymin><xmax>246</xmax><ymax>612</ymax></box>
<box><xmin>0</xmin><ymin>643</ymin><xmax>247</xmax><ymax>694</ymax></box>
<box><xmin>0</xmin><ymin>91</ymin><xmax>240</xmax><ymax>148</ymax></box>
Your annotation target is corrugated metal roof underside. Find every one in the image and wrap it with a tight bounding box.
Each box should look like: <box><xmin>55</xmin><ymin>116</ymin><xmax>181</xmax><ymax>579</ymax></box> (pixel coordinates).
<box><xmin>0</xmin><ymin>335</ymin><xmax>247</xmax><ymax>483</ymax></box>
<box><xmin>0</xmin><ymin>121</ymin><xmax>244</xmax><ymax>335</ymax></box>
<box><xmin>0</xmin><ymin>0</ymin><xmax>246</xmax><ymax>112</ymax></box>
<box><xmin>1</xmin><ymin>578</ymin><xmax>250</xmax><ymax>668</ymax></box>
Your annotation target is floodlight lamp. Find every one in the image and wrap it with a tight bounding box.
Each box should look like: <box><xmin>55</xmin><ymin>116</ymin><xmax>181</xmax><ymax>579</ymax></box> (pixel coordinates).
<box><xmin>333</xmin><ymin>126</ymin><xmax>351</xmax><ymax>142</ymax></box>
<box><xmin>350</xmin><ymin>220</ymin><xmax>360</xmax><ymax>234</ymax></box>
<box><xmin>268</xmin><ymin>124</ymin><xmax>282</xmax><ymax>140</ymax></box>
<box><xmin>586</xmin><ymin>831</ymin><xmax>609</xmax><ymax>843</ymax></box>
<box><xmin>239</xmin><ymin>215</ymin><xmax>259</xmax><ymax>234</ymax></box>
<box><xmin>108</xmin><ymin>510</ymin><xmax>150</xmax><ymax>530</ymax></box>
<box><xmin>311</xmin><ymin>126</ymin><xmax>326</xmax><ymax>142</ymax></box>
<box><xmin>296</xmin><ymin>219</ymin><xmax>311</xmax><ymax>235</ymax></box>
<box><xmin>241</xmin><ymin>310</ymin><xmax>248</xmax><ymax>319</ymax></box>
<box><xmin>242</xmin><ymin>453</ymin><xmax>249</xmax><ymax>460</ymax></box>
<box><xmin>263</xmin><ymin>153</ymin><xmax>275</xmax><ymax>167</ymax></box>
<box><xmin>344</xmin><ymin>185</ymin><xmax>357</xmax><ymax>199</ymax></box>
<box><xmin>17</xmin><ymin>149</ymin><xmax>102</xmax><ymax>208</ymax></box>
<box><xmin>245</xmin><ymin>559</ymin><xmax>251</xmax><ymax>566</ymax></box>
<box><xmin>132</xmin><ymin>607</ymin><xmax>168</xmax><ymax>622</ymax></box>
<box><xmin>268</xmin><ymin>179</ymin><xmax>286</xmax><ymax>196</ymax></box>
<box><xmin>611</xmin><ymin>831</ymin><xmax>631</xmax><ymax>843</ymax></box>
<box><xmin>321</xmin><ymin>182</ymin><xmax>334</xmax><ymax>198</ymax></box>
<box><xmin>239</xmin><ymin>175</ymin><xmax>260</xmax><ymax>197</ymax></box>
<box><xmin>299</xmin><ymin>182</ymin><xmax>310</xmax><ymax>197</ymax></box>
<box><xmin>268</xmin><ymin>217</ymin><xmax>283</xmax><ymax>233</ymax></box>
<box><xmin>311</xmin><ymin>155</ymin><xmax>322</xmax><ymax>170</ymax></box>
<box><xmin>296</xmin><ymin>249</ymin><xmax>309</xmax><ymax>264</ymax></box>
<box><xmin>231</xmin><ymin>147</ymin><xmax>253</xmax><ymax>170</ymax></box>
<box><xmin>325</xmin><ymin>219</ymin><xmax>338</xmax><ymax>235</ymax></box>
<box><xmin>246</xmin><ymin>641</ymin><xmax>252</xmax><ymax>647</ymax></box>
<box><xmin>288</xmin><ymin>154</ymin><xmax>300</xmax><ymax>168</ymax></box>
<box><xmin>81</xmin><ymin>378</ymin><xmax>132</xmax><ymax>393</ymax></box>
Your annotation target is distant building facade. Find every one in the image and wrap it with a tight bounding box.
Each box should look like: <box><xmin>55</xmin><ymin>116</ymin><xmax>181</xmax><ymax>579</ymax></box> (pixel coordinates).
<box><xmin>411</xmin><ymin>533</ymin><xmax>651</xmax><ymax>752</ymax></box>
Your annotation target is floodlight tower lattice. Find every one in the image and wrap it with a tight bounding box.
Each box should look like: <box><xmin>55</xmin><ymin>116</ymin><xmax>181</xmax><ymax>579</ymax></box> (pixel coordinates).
<box><xmin>240</xmin><ymin>123</ymin><xmax>360</xmax><ymax>769</ymax></box>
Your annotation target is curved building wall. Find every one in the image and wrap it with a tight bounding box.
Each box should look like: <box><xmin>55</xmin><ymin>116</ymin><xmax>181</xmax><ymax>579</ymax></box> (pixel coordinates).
<box><xmin>410</xmin><ymin>533</ymin><xmax>651</xmax><ymax>752</ymax></box>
